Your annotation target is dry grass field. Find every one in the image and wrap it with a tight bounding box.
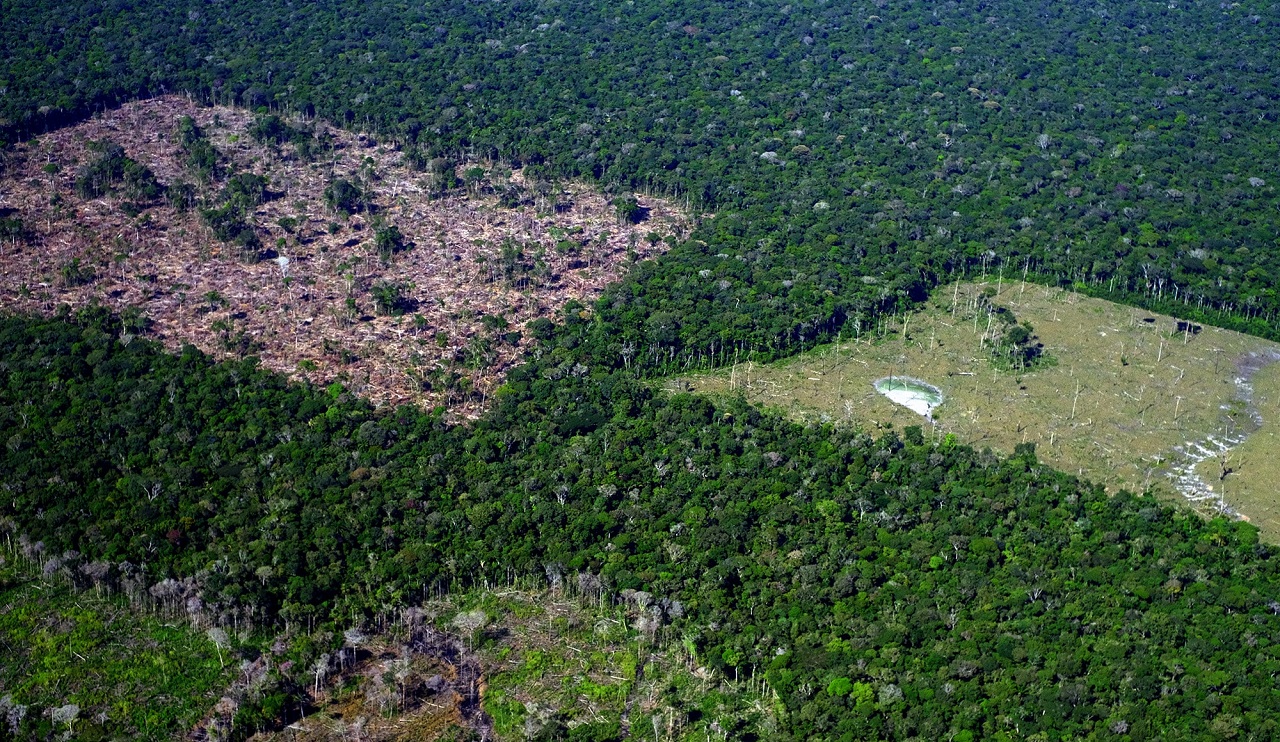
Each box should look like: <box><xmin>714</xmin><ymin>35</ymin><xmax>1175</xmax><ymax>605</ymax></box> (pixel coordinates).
<box><xmin>1195</xmin><ymin>362</ymin><xmax>1280</xmax><ymax>540</ymax></box>
<box><xmin>0</xmin><ymin>97</ymin><xmax>688</xmax><ymax>415</ymax></box>
<box><xmin>674</xmin><ymin>280</ymin><xmax>1280</xmax><ymax>535</ymax></box>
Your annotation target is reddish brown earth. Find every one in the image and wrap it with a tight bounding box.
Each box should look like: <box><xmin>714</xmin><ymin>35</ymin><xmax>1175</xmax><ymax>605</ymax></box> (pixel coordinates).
<box><xmin>194</xmin><ymin>623</ymin><xmax>489</xmax><ymax>742</ymax></box>
<box><xmin>0</xmin><ymin>96</ymin><xmax>687</xmax><ymax>414</ymax></box>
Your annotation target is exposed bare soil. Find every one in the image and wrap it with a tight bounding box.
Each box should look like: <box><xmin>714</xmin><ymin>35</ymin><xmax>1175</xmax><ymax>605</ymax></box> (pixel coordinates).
<box><xmin>193</xmin><ymin>622</ymin><xmax>490</xmax><ymax>742</ymax></box>
<box><xmin>0</xmin><ymin>97</ymin><xmax>687</xmax><ymax>414</ymax></box>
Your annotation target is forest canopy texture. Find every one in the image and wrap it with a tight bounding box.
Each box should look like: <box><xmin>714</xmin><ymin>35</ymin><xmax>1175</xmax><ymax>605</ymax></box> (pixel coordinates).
<box><xmin>4</xmin><ymin>0</ymin><xmax>1280</xmax><ymax>739</ymax></box>
<box><xmin>3</xmin><ymin>307</ymin><xmax>1280</xmax><ymax>740</ymax></box>
<box><xmin>3</xmin><ymin>0</ymin><xmax>1279</xmax><ymax>362</ymax></box>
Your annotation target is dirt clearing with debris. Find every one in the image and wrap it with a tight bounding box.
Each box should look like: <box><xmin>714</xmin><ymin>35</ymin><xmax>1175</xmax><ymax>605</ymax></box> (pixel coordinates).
<box><xmin>0</xmin><ymin>97</ymin><xmax>688</xmax><ymax>414</ymax></box>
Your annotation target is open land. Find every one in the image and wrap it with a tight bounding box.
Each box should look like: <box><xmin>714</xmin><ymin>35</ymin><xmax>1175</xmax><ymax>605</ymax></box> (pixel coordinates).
<box><xmin>0</xmin><ymin>97</ymin><xmax>688</xmax><ymax>415</ymax></box>
<box><xmin>673</xmin><ymin>280</ymin><xmax>1280</xmax><ymax>535</ymax></box>
<box><xmin>1195</xmin><ymin>362</ymin><xmax>1280</xmax><ymax>540</ymax></box>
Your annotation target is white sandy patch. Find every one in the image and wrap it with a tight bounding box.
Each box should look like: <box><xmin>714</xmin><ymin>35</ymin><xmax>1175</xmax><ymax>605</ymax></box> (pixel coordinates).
<box><xmin>881</xmin><ymin>387</ymin><xmax>937</xmax><ymax>416</ymax></box>
<box><xmin>874</xmin><ymin>377</ymin><xmax>943</xmax><ymax>418</ymax></box>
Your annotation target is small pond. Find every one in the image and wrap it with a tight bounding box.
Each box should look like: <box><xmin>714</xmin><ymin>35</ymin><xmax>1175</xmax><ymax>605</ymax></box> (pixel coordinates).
<box><xmin>873</xmin><ymin>377</ymin><xmax>944</xmax><ymax>418</ymax></box>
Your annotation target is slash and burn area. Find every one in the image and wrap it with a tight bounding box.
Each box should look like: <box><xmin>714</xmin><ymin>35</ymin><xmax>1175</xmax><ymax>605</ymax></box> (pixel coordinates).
<box><xmin>222</xmin><ymin>586</ymin><xmax>769</xmax><ymax>741</ymax></box>
<box><xmin>0</xmin><ymin>97</ymin><xmax>688</xmax><ymax>415</ymax></box>
<box><xmin>674</xmin><ymin>281</ymin><xmax>1280</xmax><ymax>536</ymax></box>
<box><xmin>0</xmin><ymin>548</ymin><xmax>768</xmax><ymax>741</ymax></box>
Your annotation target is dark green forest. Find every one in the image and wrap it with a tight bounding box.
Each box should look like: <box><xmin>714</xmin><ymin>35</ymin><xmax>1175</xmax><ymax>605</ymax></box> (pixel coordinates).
<box><xmin>3</xmin><ymin>0</ymin><xmax>1280</xmax><ymax>365</ymax></box>
<box><xmin>4</xmin><ymin>310</ymin><xmax>1280</xmax><ymax>740</ymax></box>
<box><xmin>4</xmin><ymin>0</ymin><xmax>1280</xmax><ymax>739</ymax></box>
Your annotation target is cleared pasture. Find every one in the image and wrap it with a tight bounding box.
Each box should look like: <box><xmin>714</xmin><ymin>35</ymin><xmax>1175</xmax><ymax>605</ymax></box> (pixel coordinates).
<box><xmin>674</xmin><ymin>281</ymin><xmax>1280</xmax><ymax>535</ymax></box>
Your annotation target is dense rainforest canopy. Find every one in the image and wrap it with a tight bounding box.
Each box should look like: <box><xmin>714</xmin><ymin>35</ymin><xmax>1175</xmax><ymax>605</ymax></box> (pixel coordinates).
<box><xmin>4</xmin><ymin>311</ymin><xmax>1280</xmax><ymax>740</ymax></box>
<box><xmin>4</xmin><ymin>0</ymin><xmax>1280</xmax><ymax>739</ymax></box>
<box><xmin>2</xmin><ymin>0</ymin><xmax>1279</xmax><ymax>364</ymax></box>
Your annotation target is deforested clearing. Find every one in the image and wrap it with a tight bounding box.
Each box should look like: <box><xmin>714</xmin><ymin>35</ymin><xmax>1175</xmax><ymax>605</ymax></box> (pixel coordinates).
<box><xmin>675</xmin><ymin>281</ymin><xmax>1280</xmax><ymax>533</ymax></box>
<box><xmin>1195</xmin><ymin>361</ymin><xmax>1280</xmax><ymax>541</ymax></box>
<box><xmin>0</xmin><ymin>97</ymin><xmax>688</xmax><ymax>414</ymax></box>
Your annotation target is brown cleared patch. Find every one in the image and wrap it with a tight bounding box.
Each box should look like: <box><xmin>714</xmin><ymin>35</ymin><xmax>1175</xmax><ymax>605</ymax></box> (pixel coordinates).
<box><xmin>198</xmin><ymin>586</ymin><xmax>768</xmax><ymax>741</ymax></box>
<box><xmin>0</xmin><ymin>96</ymin><xmax>688</xmax><ymax>415</ymax></box>
<box><xmin>197</xmin><ymin>625</ymin><xmax>488</xmax><ymax>742</ymax></box>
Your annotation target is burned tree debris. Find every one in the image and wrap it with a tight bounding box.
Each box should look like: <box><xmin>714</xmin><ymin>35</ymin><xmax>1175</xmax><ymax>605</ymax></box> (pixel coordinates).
<box><xmin>0</xmin><ymin>97</ymin><xmax>688</xmax><ymax>414</ymax></box>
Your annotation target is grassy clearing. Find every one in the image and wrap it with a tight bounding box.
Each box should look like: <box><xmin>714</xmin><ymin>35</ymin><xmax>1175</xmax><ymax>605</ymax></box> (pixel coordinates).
<box><xmin>0</xmin><ymin>558</ymin><xmax>231</xmax><ymax>739</ymax></box>
<box><xmin>1196</xmin><ymin>362</ymin><xmax>1280</xmax><ymax>541</ymax></box>
<box><xmin>673</xmin><ymin>280</ymin><xmax>1280</xmax><ymax>520</ymax></box>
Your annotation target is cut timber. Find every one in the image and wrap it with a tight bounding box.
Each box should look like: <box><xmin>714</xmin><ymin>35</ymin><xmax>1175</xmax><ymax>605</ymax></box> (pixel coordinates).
<box><xmin>0</xmin><ymin>97</ymin><xmax>690</xmax><ymax>416</ymax></box>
